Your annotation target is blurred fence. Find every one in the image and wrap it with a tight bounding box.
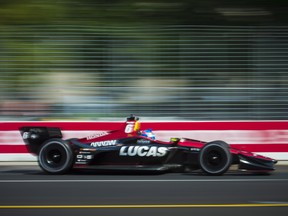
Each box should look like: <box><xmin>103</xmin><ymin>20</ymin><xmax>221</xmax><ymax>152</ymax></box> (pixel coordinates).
<box><xmin>0</xmin><ymin>25</ymin><xmax>288</xmax><ymax>120</ymax></box>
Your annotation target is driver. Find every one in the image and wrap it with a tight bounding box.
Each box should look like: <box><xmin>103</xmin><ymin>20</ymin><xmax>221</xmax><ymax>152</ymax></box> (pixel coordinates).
<box><xmin>141</xmin><ymin>129</ymin><xmax>156</xmax><ymax>140</ymax></box>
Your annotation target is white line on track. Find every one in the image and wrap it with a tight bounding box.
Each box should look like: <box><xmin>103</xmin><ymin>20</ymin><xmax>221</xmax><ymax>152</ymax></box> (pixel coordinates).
<box><xmin>0</xmin><ymin>179</ymin><xmax>287</xmax><ymax>183</ymax></box>
<box><xmin>1</xmin><ymin>203</ymin><xmax>288</xmax><ymax>208</ymax></box>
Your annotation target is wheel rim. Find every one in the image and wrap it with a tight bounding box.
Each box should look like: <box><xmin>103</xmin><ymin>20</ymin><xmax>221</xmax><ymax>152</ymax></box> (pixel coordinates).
<box><xmin>41</xmin><ymin>143</ymin><xmax>68</xmax><ymax>170</ymax></box>
<box><xmin>46</xmin><ymin>149</ymin><xmax>62</xmax><ymax>165</ymax></box>
<box><xmin>202</xmin><ymin>147</ymin><xmax>228</xmax><ymax>172</ymax></box>
<box><xmin>207</xmin><ymin>150</ymin><xmax>222</xmax><ymax>166</ymax></box>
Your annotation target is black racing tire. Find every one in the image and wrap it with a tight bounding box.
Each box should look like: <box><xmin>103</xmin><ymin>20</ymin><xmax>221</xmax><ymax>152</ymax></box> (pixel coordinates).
<box><xmin>198</xmin><ymin>140</ymin><xmax>232</xmax><ymax>175</ymax></box>
<box><xmin>38</xmin><ymin>138</ymin><xmax>74</xmax><ymax>174</ymax></box>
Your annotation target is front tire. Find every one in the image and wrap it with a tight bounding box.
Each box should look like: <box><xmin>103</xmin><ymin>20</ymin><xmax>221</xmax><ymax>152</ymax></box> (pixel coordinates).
<box><xmin>38</xmin><ymin>138</ymin><xmax>74</xmax><ymax>174</ymax></box>
<box><xmin>198</xmin><ymin>140</ymin><xmax>232</xmax><ymax>175</ymax></box>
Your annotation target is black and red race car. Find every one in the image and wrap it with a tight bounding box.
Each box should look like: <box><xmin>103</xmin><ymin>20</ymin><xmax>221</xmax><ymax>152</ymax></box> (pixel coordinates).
<box><xmin>19</xmin><ymin>115</ymin><xmax>277</xmax><ymax>175</ymax></box>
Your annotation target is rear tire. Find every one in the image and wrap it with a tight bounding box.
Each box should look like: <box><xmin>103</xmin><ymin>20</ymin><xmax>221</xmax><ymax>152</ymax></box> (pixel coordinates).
<box><xmin>198</xmin><ymin>140</ymin><xmax>231</xmax><ymax>175</ymax></box>
<box><xmin>38</xmin><ymin>138</ymin><xmax>74</xmax><ymax>174</ymax></box>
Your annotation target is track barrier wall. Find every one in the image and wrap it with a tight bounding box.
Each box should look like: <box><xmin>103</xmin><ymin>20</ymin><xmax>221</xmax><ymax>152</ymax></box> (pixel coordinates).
<box><xmin>0</xmin><ymin>121</ymin><xmax>288</xmax><ymax>161</ymax></box>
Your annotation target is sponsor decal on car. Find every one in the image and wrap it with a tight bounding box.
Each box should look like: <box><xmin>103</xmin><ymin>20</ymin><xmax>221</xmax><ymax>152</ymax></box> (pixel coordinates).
<box><xmin>75</xmin><ymin>153</ymin><xmax>94</xmax><ymax>164</ymax></box>
<box><xmin>22</xmin><ymin>132</ymin><xmax>29</xmax><ymax>139</ymax></box>
<box><xmin>190</xmin><ymin>148</ymin><xmax>200</xmax><ymax>152</ymax></box>
<box><xmin>86</xmin><ymin>132</ymin><xmax>109</xmax><ymax>140</ymax></box>
<box><xmin>76</xmin><ymin>154</ymin><xmax>93</xmax><ymax>160</ymax></box>
<box><xmin>22</xmin><ymin>132</ymin><xmax>38</xmax><ymax>139</ymax></box>
<box><xmin>119</xmin><ymin>146</ymin><xmax>168</xmax><ymax>157</ymax></box>
<box><xmin>90</xmin><ymin>140</ymin><xmax>117</xmax><ymax>147</ymax></box>
<box><xmin>136</xmin><ymin>139</ymin><xmax>151</xmax><ymax>144</ymax></box>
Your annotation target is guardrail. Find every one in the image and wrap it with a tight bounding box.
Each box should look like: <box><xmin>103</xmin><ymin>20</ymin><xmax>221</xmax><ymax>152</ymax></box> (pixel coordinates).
<box><xmin>0</xmin><ymin>121</ymin><xmax>288</xmax><ymax>161</ymax></box>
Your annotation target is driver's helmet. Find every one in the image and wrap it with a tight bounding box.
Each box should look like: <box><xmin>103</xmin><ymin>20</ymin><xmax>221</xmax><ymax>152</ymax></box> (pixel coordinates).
<box><xmin>141</xmin><ymin>129</ymin><xmax>156</xmax><ymax>140</ymax></box>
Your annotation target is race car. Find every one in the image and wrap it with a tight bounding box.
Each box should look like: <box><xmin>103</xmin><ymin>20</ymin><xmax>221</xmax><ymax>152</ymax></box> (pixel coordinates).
<box><xmin>19</xmin><ymin>115</ymin><xmax>277</xmax><ymax>175</ymax></box>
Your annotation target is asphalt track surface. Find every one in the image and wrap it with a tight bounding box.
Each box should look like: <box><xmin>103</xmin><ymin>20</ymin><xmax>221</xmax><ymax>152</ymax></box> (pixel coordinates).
<box><xmin>0</xmin><ymin>165</ymin><xmax>288</xmax><ymax>216</ymax></box>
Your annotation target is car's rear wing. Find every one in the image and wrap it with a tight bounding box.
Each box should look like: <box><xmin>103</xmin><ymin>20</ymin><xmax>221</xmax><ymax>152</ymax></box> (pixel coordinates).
<box><xmin>19</xmin><ymin>127</ymin><xmax>62</xmax><ymax>154</ymax></box>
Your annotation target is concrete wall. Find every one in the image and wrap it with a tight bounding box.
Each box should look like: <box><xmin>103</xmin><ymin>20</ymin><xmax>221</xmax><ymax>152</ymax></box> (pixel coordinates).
<box><xmin>1</xmin><ymin>121</ymin><xmax>288</xmax><ymax>161</ymax></box>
